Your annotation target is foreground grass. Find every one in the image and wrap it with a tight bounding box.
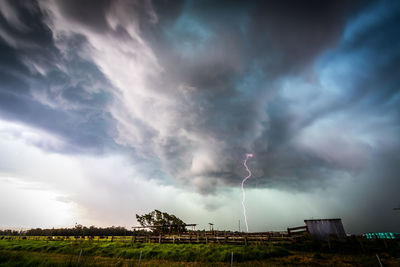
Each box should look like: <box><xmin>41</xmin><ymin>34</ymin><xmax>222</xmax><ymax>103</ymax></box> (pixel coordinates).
<box><xmin>1</xmin><ymin>250</ymin><xmax>400</xmax><ymax>266</ymax></box>
<box><xmin>0</xmin><ymin>239</ymin><xmax>289</xmax><ymax>262</ymax></box>
<box><xmin>0</xmin><ymin>238</ymin><xmax>399</xmax><ymax>266</ymax></box>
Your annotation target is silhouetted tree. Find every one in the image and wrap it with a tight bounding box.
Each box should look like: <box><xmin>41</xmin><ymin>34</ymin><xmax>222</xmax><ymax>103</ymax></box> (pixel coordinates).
<box><xmin>135</xmin><ymin>209</ymin><xmax>186</xmax><ymax>234</ymax></box>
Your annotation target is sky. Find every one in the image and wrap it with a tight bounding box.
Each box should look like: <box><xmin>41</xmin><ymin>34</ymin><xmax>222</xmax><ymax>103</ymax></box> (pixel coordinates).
<box><xmin>0</xmin><ymin>0</ymin><xmax>399</xmax><ymax>234</ymax></box>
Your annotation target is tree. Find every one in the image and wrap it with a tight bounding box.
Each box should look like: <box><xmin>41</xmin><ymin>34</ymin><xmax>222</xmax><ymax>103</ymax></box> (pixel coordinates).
<box><xmin>135</xmin><ymin>210</ymin><xmax>186</xmax><ymax>234</ymax></box>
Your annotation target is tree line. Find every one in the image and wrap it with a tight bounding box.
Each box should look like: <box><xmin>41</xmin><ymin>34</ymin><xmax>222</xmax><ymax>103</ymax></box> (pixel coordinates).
<box><xmin>0</xmin><ymin>225</ymin><xmax>147</xmax><ymax>237</ymax></box>
<box><xmin>0</xmin><ymin>210</ymin><xmax>187</xmax><ymax>236</ymax></box>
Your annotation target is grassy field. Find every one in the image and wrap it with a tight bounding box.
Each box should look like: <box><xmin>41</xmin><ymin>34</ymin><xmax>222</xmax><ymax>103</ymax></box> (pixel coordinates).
<box><xmin>0</xmin><ymin>237</ymin><xmax>399</xmax><ymax>266</ymax></box>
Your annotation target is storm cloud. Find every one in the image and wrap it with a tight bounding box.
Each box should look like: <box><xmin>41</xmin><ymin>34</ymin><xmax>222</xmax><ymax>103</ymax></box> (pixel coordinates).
<box><xmin>0</xmin><ymin>0</ymin><xmax>399</xmax><ymax>231</ymax></box>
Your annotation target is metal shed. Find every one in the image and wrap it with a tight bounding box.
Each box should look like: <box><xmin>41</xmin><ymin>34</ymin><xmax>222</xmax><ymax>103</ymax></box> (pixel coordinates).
<box><xmin>304</xmin><ymin>218</ymin><xmax>346</xmax><ymax>241</ymax></box>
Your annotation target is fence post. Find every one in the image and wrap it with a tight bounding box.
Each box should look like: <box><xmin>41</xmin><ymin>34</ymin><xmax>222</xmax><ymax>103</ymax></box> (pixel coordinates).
<box><xmin>38</xmin><ymin>247</ymin><xmax>43</xmax><ymax>260</ymax></box>
<box><xmin>76</xmin><ymin>248</ymin><xmax>82</xmax><ymax>267</ymax></box>
<box><xmin>230</xmin><ymin>251</ymin><xmax>233</xmax><ymax>267</ymax></box>
<box><xmin>138</xmin><ymin>250</ymin><xmax>142</xmax><ymax>267</ymax></box>
<box><xmin>159</xmin><ymin>234</ymin><xmax>161</xmax><ymax>244</ymax></box>
<box><xmin>358</xmin><ymin>239</ymin><xmax>365</xmax><ymax>253</ymax></box>
<box><xmin>376</xmin><ymin>254</ymin><xmax>383</xmax><ymax>267</ymax></box>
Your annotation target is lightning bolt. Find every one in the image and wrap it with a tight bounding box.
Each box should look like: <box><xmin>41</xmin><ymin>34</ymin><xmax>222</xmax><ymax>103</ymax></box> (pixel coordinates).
<box><xmin>241</xmin><ymin>153</ymin><xmax>253</xmax><ymax>233</ymax></box>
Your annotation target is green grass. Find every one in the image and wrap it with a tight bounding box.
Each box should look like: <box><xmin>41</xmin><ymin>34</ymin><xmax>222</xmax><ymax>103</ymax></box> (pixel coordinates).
<box><xmin>0</xmin><ymin>239</ymin><xmax>289</xmax><ymax>262</ymax></box>
<box><xmin>1</xmin><ymin>238</ymin><xmax>399</xmax><ymax>266</ymax></box>
<box><xmin>1</xmin><ymin>249</ymin><xmax>400</xmax><ymax>267</ymax></box>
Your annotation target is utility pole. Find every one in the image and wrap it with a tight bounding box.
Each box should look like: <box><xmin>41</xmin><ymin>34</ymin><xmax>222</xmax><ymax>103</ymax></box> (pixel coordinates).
<box><xmin>238</xmin><ymin>220</ymin><xmax>241</xmax><ymax>232</ymax></box>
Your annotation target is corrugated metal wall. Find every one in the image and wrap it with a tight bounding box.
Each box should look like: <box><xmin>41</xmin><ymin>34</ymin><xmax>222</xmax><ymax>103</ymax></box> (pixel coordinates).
<box><xmin>304</xmin><ymin>219</ymin><xmax>346</xmax><ymax>241</ymax></box>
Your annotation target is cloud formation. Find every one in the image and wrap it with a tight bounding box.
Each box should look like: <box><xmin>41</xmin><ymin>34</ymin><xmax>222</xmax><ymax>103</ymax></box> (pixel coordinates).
<box><xmin>0</xmin><ymin>0</ymin><xmax>399</xmax><ymax>231</ymax></box>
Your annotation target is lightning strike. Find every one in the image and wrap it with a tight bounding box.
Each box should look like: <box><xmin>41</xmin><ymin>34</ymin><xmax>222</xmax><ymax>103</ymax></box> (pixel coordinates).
<box><xmin>241</xmin><ymin>153</ymin><xmax>253</xmax><ymax>233</ymax></box>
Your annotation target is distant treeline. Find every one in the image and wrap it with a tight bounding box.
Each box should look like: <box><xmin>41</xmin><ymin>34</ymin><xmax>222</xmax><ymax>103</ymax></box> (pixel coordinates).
<box><xmin>0</xmin><ymin>225</ymin><xmax>149</xmax><ymax>237</ymax></box>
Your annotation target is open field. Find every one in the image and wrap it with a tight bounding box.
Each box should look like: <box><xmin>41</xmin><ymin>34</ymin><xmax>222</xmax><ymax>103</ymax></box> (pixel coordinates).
<box><xmin>0</xmin><ymin>237</ymin><xmax>399</xmax><ymax>266</ymax></box>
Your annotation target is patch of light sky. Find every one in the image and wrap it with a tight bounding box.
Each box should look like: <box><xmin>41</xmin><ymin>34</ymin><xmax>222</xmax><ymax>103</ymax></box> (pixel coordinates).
<box><xmin>0</xmin><ymin>176</ymin><xmax>75</xmax><ymax>229</ymax></box>
<box><xmin>166</xmin><ymin>13</ymin><xmax>213</xmax><ymax>58</ymax></box>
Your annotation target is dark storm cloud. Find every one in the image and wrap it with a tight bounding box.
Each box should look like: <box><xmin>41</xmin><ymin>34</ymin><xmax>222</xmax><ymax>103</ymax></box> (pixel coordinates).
<box><xmin>55</xmin><ymin>0</ymin><xmax>112</xmax><ymax>33</ymax></box>
<box><xmin>0</xmin><ymin>0</ymin><xmax>117</xmax><ymax>153</ymax></box>
<box><xmin>1</xmin><ymin>0</ymin><xmax>399</xmax><ymax>202</ymax></box>
<box><xmin>257</xmin><ymin>3</ymin><xmax>400</xmax><ymax>189</ymax></box>
<box><xmin>180</xmin><ymin>0</ymin><xmax>369</xmax><ymax>75</ymax></box>
<box><xmin>342</xmin><ymin>3</ymin><xmax>400</xmax><ymax>108</ymax></box>
<box><xmin>149</xmin><ymin>0</ymin><xmax>370</xmax><ymax>78</ymax></box>
<box><xmin>137</xmin><ymin>0</ymin><xmax>389</xmax><ymax>191</ymax></box>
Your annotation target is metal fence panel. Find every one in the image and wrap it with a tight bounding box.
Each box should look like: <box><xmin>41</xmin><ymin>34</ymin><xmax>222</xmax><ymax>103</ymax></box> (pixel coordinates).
<box><xmin>304</xmin><ymin>219</ymin><xmax>346</xmax><ymax>241</ymax></box>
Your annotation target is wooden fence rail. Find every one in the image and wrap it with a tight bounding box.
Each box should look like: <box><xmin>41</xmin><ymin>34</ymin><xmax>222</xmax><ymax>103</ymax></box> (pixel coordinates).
<box><xmin>0</xmin><ymin>232</ymin><xmax>297</xmax><ymax>245</ymax></box>
<box><xmin>287</xmin><ymin>226</ymin><xmax>308</xmax><ymax>238</ymax></box>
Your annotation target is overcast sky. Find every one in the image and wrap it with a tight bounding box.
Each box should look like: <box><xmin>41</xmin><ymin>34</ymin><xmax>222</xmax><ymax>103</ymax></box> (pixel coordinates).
<box><xmin>0</xmin><ymin>0</ymin><xmax>399</xmax><ymax>234</ymax></box>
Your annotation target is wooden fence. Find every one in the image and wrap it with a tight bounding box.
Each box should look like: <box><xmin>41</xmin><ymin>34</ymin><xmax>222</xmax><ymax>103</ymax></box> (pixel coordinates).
<box><xmin>1</xmin><ymin>231</ymin><xmax>299</xmax><ymax>245</ymax></box>
<box><xmin>287</xmin><ymin>226</ymin><xmax>308</xmax><ymax>239</ymax></box>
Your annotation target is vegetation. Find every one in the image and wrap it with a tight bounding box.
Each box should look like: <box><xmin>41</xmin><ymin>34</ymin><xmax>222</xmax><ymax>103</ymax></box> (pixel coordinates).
<box><xmin>0</xmin><ymin>225</ymin><xmax>145</xmax><ymax>237</ymax></box>
<box><xmin>135</xmin><ymin>209</ymin><xmax>187</xmax><ymax>234</ymax></box>
<box><xmin>0</xmin><ymin>238</ymin><xmax>399</xmax><ymax>266</ymax></box>
<box><xmin>1</xmin><ymin>220</ymin><xmax>399</xmax><ymax>266</ymax></box>
<box><xmin>0</xmin><ymin>211</ymin><xmax>187</xmax><ymax>237</ymax></box>
<box><xmin>0</xmin><ymin>239</ymin><xmax>289</xmax><ymax>265</ymax></box>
